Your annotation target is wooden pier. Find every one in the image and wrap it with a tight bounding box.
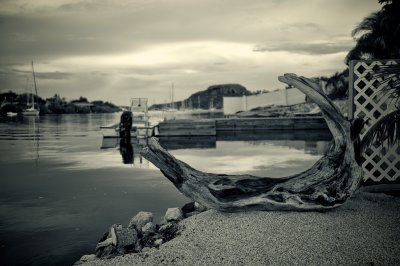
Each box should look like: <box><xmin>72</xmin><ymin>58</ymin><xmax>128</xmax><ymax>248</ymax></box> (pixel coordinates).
<box><xmin>156</xmin><ymin>116</ymin><xmax>328</xmax><ymax>136</ymax></box>
<box><xmin>157</xmin><ymin>119</ymin><xmax>216</xmax><ymax>136</ymax></box>
<box><xmin>216</xmin><ymin>116</ymin><xmax>328</xmax><ymax>131</ymax></box>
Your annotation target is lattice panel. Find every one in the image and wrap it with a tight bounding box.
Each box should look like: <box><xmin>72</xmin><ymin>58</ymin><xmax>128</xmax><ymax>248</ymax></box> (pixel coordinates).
<box><xmin>350</xmin><ymin>59</ymin><xmax>400</xmax><ymax>182</ymax></box>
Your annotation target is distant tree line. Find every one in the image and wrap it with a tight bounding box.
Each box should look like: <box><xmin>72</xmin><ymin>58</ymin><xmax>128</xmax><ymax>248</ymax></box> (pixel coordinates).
<box><xmin>0</xmin><ymin>91</ymin><xmax>121</xmax><ymax>115</ymax></box>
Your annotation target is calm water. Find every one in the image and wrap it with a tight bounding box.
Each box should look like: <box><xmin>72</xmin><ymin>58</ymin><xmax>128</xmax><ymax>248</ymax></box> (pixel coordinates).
<box><xmin>0</xmin><ymin>113</ymin><xmax>331</xmax><ymax>266</ymax></box>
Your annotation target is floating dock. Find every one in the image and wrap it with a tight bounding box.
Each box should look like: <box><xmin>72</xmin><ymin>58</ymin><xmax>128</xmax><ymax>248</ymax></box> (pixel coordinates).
<box><xmin>216</xmin><ymin>116</ymin><xmax>328</xmax><ymax>131</ymax></box>
<box><xmin>157</xmin><ymin>119</ymin><xmax>216</xmax><ymax>136</ymax></box>
<box><xmin>156</xmin><ymin>116</ymin><xmax>328</xmax><ymax>136</ymax></box>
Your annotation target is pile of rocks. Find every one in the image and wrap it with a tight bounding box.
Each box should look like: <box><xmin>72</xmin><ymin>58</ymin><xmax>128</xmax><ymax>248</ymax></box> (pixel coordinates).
<box><xmin>94</xmin><ymin>202</ymin><xmax>207</xmax><ymax>259</ymax></box>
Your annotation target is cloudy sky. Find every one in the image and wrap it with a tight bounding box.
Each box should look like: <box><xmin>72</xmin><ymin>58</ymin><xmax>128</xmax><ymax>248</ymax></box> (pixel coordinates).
<box><xmin>0</xmin><ymin>0</ymin><xmax>379</xmax><ymax>105</ymax></box>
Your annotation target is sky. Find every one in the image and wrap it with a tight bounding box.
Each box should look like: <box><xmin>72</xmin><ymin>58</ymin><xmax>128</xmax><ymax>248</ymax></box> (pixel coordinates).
<box><xmin>0</xmin><ymin>0</ymin><xmax>380</xmax><ymax>105</ymax></box>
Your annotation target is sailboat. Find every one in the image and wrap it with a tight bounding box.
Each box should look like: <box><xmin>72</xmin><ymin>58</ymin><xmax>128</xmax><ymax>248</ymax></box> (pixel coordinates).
<box><xmin>209</xmin><ymin>97</ymin><xmax>216</xmax><ymax>112</ymax></box>
<box><xmin>167</xmin><ymin>82</ymin><xmax>177</xmax><ymax>112</ymax></box>
<box><xmin>162</xmin><ymin>83</ymin><xmax>178</xmax><ymax>120</ymax></box>
<box><xmin>23</xmin><ymin>61</ymin><xmax>40</xmax><ymax>116</ymax></box>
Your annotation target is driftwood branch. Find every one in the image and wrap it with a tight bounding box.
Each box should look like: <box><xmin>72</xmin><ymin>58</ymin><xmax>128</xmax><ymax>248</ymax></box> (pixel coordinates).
<box><xmin>141</xmin><ymin>73</ymin><xmax>363</xmax><ymax>211</ymax></box>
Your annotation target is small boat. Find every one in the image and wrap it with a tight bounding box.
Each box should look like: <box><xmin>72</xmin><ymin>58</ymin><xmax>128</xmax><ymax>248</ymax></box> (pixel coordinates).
<box><xmin>101</xmin><ymin>98</ymin><xmax>154</xmax><ymax>138</ymax></box>
<box><xmin>6</xmin><ymin>112</ymin><xmax>18</xmax><ymax>117</ymax></box>
<box><xmin>22</xmin><ymin>107</ymin><xmax>39</xmax><ymax>116</ymax></box>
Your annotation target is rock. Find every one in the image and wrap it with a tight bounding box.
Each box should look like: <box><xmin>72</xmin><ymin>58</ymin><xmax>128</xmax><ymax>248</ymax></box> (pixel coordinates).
<box><xmin>164</xmin><ymin>207</ymin><xmax>183</xmax><ymax>222</ymax></box>
<box><xmin>194</xmin><ymin>202</ymin><xmax>207</xmax><ymax>212</ymax></box>
<box><xmin>182</xmin><ymin>202</ymin><xmax>206</xmax><ymax>218</ymax></box>
<box><xmin>158</xmin><ymin>218</ymin><xmax>167</xmax><ymax>226</ymax></box>
<box><xmin>93</xmin><ymin>207</ymin><xmax>188</xmax><ymax>258</ymax></box>
<box><xmin>185</xmin><ymin>211</ymin><xmax>201</xmax><ymax>218</ymax></box>
<box><xmin>140</xmin><ymin>233</ymin><xmax>153</xmax><ymax>248</ymax></box>
<box><xmin>154</xmin><ymin>238</ymin><xmax>163</xmax><ymax>247</ymax></box>
<box><xmin>142</xmin><ymin>222</ymin><xmax>156</xmax><ymax>234</ymax></box>
<box><xmin>141</xmin><ymin>231</ymin><xmax>163</xmax><ymax>248</ymax></box>
<box><xmin>96</xmin><ymin>245</ymin><xmax>117</xmax><ymax>258</ymax></box>
<box><xmin>181</xmin><ymin>202</ymin><xmax>196</xmax><ymax>214</ymax></box>
<box><xmin>142</xmin><ymin>247</ymin><xmax>152</xmax><ymax>253</ymax></box>
<box><xmin>114</xmin><ymin>224</ymin><xmax>138</xmax><ymax>248</ymax></box>
<box><xmin>159</xmin><ymin>222</ymin><xmax>179</xmax><ymax>241</ymax></box>
<box><xmin>128</xmin><ymin>211</ymin><xmax>153</xmax><ymax>231</ymax></box>
<box><xmin>96</xmin><ymin>225</ymin><xmax>118</xmax><ymax>252</ymax></box>
<box><xmin>79</xmin><ymin>254</ymin><xmax>97</xmax><ymax>261</ymax></box>
<box><xmin>95</xmin><ymin>224</ymin><xmax>140</xmax><ymax>258</ymax></box>
<box><xmin>97</xmin><ymin>231</ymin><xmax>109</xmax><ymax>243</ymax></box>
<box><xmin>74</xmin><ymin>254</ymin><xmax>97</xmax><ymax>265</ymax></box>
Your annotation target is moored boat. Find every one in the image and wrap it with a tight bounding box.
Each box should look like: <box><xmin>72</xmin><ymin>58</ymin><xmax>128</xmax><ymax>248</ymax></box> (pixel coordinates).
<box><xmin>6</xmin><ymin>112</ymin><xmax>18</xmax><ymax>117</ymax></box>
<box><xmin>101</xmin><ymin>98</ymin><xmax>154</xmax><ymax>138</ymax></box>
<box><xmin>22</xmin><ymin>107</ymin><xmax>39</xmax><ymax>116</ymax></box>
<box><xmin>23</xmin><ymin>61</ymin><xmax>40</xmax><ymax>116</ymax></box>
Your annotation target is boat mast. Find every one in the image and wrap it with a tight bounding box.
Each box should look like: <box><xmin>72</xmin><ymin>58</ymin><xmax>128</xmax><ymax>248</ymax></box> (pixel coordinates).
<box><xmin>170</xmin><ymin>84</ymin><xmax>172</xmax><ymax>109</ymax></box>
<box><xmin>31</xmin><ymin>61</ymin><xmax>39</xmax><ymax>110</ymax></box>
<box><xmin>171</xmin><ymin>82</ymin><xmax>174</xmax><ymax>109</ymax></box>
<box><xmin>27</xmin><ymin>78</ymin><xmax>30</xmax><ymax>107</ymax></box>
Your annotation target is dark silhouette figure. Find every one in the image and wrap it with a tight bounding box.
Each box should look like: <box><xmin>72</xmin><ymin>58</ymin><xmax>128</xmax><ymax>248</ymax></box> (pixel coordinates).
<box><xmin>119</xmin><ymin>111</ymin><xmax>133</xmax><ymax>138</ymax></box>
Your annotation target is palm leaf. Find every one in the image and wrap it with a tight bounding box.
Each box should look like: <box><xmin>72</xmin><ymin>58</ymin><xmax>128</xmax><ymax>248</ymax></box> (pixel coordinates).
<box><xmin>361</xmin><ymin>109</ymin><xmax>400</xmax><ymax>153</ymax></box>
<box><xmin>371</xmin><ymin>64</ymin><xmax>400</xmax><ymax>106</ymax></box>
<box><xmin>351</xmin><ymin>12</ymin><xmax>380</xmax><ymax>39</ymax></box>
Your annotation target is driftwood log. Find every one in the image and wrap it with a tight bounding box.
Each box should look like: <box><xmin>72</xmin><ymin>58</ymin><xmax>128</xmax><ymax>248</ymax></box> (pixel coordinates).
<box><xmin>141</xmin><ymin>73</ymin><xmax>363</xmax><ymax>211</ymax></box>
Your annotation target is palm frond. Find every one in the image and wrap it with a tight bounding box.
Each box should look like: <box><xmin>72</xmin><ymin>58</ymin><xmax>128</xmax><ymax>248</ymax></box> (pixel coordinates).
<box><xmin>351</xmin><ymin>12</ymin><xmax>380</xmax><ymax>39</ymax></box>
<box><xmin>361</xmin><ymin>109</ymin><xmax>400</xmax><ymax>153</ymax></box>
<box><xmin>371</xmin><ymin>64</ymin><xmax>400</xmax><ymax>106</ymax></box>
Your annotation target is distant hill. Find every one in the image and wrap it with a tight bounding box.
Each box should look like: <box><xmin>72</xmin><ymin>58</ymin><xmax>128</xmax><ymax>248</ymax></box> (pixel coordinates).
<box><xmin>150</xmin><ymin>84</ymin><xmax>251</xmax><ymax>110</ymax></box>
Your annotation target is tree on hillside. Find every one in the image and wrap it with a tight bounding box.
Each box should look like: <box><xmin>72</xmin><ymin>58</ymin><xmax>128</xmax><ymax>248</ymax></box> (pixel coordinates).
<box><xmin>46</xmin><ymin>94</ymin><xmax>66</xmax><ymax>114</ymax></box>
<box><xmin>324</xmin><ymin>70</ymin><xmax>349</xmax><ymax>99</ymax></box>
<box><xmin>0</xmin><ymin>91</ymin><xmax>18</xmax><ymax>102</ymax></box>
<box><xmin>345</xmin><ymin>0</ymin><xmax>400</xmax><ymax>64</ymax></box>
<box><xmin>70</xmin><ymin>96</ymin><xmax>89</xmax><ymax>103</ymax></box>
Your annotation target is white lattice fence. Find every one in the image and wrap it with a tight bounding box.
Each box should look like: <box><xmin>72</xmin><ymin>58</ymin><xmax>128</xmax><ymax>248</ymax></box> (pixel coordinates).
<box><xmin>349</xmin><ymin>59</ymin><xmax>400</xmax><ymax>182</ymax></box>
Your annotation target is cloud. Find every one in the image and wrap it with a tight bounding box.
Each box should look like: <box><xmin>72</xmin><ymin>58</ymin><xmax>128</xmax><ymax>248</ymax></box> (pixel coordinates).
<box><xmin>0</xmin><ymin>0</ymin><xmax>380</xmax><ymax>104</ymax></box>
<box><xmin>58</xmin><ymin>0</ymin><xmax>112</xmax><ymax>12</ymax></box>
<box><xmin>36</xmin><ymin>71</ymin><xmax>72</xmax><ymax>80</ymax></box>
<box><xmin>253</xmin><ymin>41</ymin><xmax>354</xmax><ymax>55</ymax></box>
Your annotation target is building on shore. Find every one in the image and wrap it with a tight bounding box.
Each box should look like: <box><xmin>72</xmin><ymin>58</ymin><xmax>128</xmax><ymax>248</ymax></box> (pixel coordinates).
<box><xmin>223</xmin><ymin>87</ymin><xmax>305</xmax><ymax>115</ymax></box>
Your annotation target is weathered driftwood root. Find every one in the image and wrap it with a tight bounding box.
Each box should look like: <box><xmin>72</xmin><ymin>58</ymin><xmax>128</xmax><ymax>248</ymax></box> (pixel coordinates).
<box><xmin>141</xmin><ymin>73</ymin><xmax>363</xmax><ymax>211</ymax></box>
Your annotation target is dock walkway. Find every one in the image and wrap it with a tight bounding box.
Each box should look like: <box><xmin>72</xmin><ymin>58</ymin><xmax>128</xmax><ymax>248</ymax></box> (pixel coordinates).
<box><xmin>156</xmin><ymin>116</ymin><xmax>328</xmax><ymax>136</ymax></box>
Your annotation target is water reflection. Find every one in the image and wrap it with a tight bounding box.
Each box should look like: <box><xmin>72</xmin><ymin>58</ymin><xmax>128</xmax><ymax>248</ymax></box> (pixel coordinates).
<box><xmin>159</xmin><ymin>130</ymin><xmax>332</xmax><ymax>177</ymax></box>
<box><xmin>120</xmin><ymin>138</ymin><xmax>134</xmax><ymax>164</ymax></box>
<box><xmin>158</xmin><ymin>136</ymin><xmax>217</xmax><ymax>150</ymax></box>
<box><xmin>99</xmin><ymin>129</ymin><xmax>332</xmax><ymax>178</ymax></box>
<box><xmin>158</xmin><ymin>129</ymin><xmax>331</xmax><ymax>155</ymax></box>
<box><xmin>101</xmin><ymin>137</ymin><xmax>149</xmax><ymax>166</ymax></box>
<box><xmin>29</xmin><ymin>116</ymin><xmax>40</xmax><ymax>166</ymax></box>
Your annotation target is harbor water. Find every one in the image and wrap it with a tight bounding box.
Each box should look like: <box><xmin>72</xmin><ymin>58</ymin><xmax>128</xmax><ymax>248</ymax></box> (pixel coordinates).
<box><xmin>0</xmin><ymin>112</ymin><xmax>331</xmax><ymax>265</ymax></box>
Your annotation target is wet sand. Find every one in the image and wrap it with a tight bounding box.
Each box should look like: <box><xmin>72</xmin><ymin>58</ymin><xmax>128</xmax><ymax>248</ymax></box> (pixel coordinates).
<box><xmin>77</xmin><ymin>190</ymin><xmax>400</xmax><ymax>265</ymax></box>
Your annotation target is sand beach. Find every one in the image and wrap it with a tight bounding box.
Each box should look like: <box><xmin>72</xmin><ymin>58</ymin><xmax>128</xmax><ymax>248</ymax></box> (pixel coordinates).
<box><xmin>77</xmin><ymin>190</ymin><xmax>400</xmax><ymax>265</ymax></box>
